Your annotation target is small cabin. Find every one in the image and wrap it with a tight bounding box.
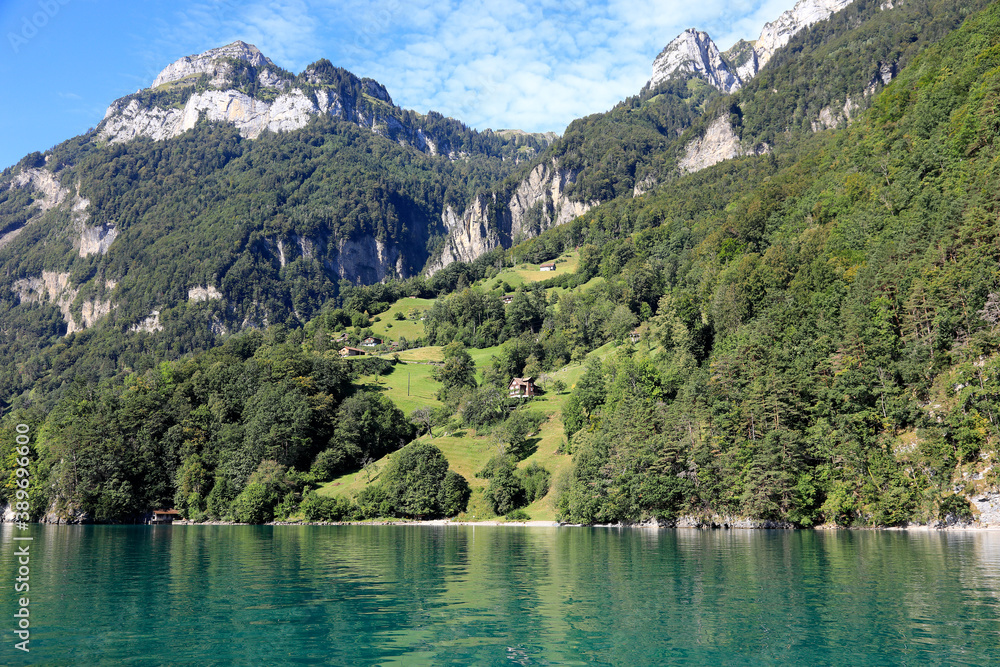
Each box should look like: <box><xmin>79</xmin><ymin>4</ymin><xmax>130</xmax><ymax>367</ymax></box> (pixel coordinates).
<box><xmin>501</xmin><ymin>294</ymin><xmax>515</xmax><ymax>305</ymax></box>
<box><xmin>509</xmin><ymin>377</ymin><xmax>537</xmax><ymax>398</ymax></box>
<box><xmin>629</xmin><ymin>329</ymin><xmax>641</xmax><ymax>344</ymax></box>
<box><xmin>340</xmin><ymin>346</ymin><xmax>365</xmax><ymax>357</ymax></box>
<box><xmin>361</xmin><ymin>337</ymin><xmax>383</xmax><ymax>347</ymax></box>
<box><xmin>539</xmin><ymin>262</ymin><xmax>556</xmax><ymax>272</ymax></box>
<box><xmin>332</xmin><ymin>332</ymin><xmax>349</xmax><ymax>343</ymax></box>
<box><xmin>151</xmin><ymin>509</ymin><xmax>181</xmax><ymax>524</ymax></box>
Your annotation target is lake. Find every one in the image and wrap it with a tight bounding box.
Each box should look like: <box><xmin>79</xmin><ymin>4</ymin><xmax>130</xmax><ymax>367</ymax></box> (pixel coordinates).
<box><xmin>2</xmin><ymin>524</ymin><xmax>999</xmax><ymax>665</ymax></box>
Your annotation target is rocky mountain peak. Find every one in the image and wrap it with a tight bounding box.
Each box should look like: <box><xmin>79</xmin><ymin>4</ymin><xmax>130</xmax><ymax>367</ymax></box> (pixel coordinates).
<box><xmin>649</xmin><ymin>29</ymin><xmax>740</xmax><ymax>94</ymax></box>
<box><xmin>647</xmin><ymin>0</ymin><xmax>856</xmax><ymax>93</ymax></box>
<box><xmin>151</xmin><ymin>41</ymin><xmax>274</xmax><ymax>88</ymax></box>
<box><xmin>755</xmin><ymin>0</ymin><xmax>855</xmax><ymax>68</ymax></box>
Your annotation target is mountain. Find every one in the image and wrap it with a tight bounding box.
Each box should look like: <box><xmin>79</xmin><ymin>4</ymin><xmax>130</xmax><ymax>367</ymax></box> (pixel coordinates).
<box><xmin>647</xmin><ymin>0</ymin><xmax>855</xmax><ymax>94</ymax></box>
<box><xmin>428</xmin><ymin>0</ymin><xmax>975</xmax><ymax>272</ymax></box>
<box><xmin>0</xmin><ymin>44</ymin><xmax>551</xmax><ymax>379</ymax></box>
<box><xmin>3</xmin><ymin>0</ymin><xmax>1000</xmax><ymax>526</ymax></box>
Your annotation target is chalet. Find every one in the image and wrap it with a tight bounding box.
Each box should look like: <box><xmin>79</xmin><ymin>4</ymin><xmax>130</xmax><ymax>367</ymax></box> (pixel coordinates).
<box><xmin>339</xmin><ymin>346</ymin><xmax>365</xmax><ymax>357</ymax></box>
<box><xmin>332</xmin><ymin>332</ymin><xmax>349</xmax><ymax>343</ymax></box>
<box><xmin>629</xmin><ymin>329</ymin><xmax>641</xmax><ymax>344</ymax></box>
<box><xmin>539</xmin><ymin>262</ymin><xmax>556</xmax><ymax>272</ymax></box>
<box><xmin>151</xmin><ymin>509</ymin><xmax>182</xmax><ymax>524</ymax></box>
<box><xmin>501</xmin><ymin>294</ymin><xmax>515</xmax><ymax>305</ymax></box>
<box><xmin>509</xmin><ymin>377</ymin><xmax>537</xmax><ymax>398</ymax></box>
<box><xmin>361</xmin><ymin>336</ymin><xmax>383</xmax><ymax>347</ymax></box>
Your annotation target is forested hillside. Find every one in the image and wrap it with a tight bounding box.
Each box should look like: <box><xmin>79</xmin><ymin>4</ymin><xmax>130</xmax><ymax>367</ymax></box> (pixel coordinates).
<box><xmin>3</xmin><ymin>0</ymin><xmax>1000</xmax><ymax>526</ymax></box>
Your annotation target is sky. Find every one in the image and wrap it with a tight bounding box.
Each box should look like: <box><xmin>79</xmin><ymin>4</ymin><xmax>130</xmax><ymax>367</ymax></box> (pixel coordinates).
<box><xmin>0</xmin><ymin>0</ymin><xmax>796</xmax><ymax>170</ymax></box>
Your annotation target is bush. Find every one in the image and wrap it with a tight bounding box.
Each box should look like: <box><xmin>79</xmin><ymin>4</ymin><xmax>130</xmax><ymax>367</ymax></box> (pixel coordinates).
<box><xmin>301</xmin><ymin>492</ymin><xmax>357</xmax><ymax>521</ymax></box>
<box><xmin>939</xmin><ymin>494</ymin><xmax>973</xmax><ymax>522</ymax></box>
<box><xmin>519</xmin><ymin>462</ymin><xmax>551</xmax><ymax>502</ymax></box>
<box><xmin>505</xmin><ymin>509</ymin><xmax>530</xmax><ymax>521</ymax></box>
<box><xmin>356</xmin><ymin>484</ymin><xmax>393</xmax><ymax>518</ymax></box>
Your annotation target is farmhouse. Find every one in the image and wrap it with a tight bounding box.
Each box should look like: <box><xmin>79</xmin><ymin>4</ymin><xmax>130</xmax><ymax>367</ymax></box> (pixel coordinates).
<box><xmin>339</xmin><ymin>346</ymin><xmax>365</xmax><ymax>357</ymax></box>
<box><xmin>361</xmin><ymin>336</ymin><xmax>383</xmax><ymax>347</ymax></box>
<box><xmin>502</xmin><ymin>294</ymin><xmax>514</xmax><ymax>304</ymax></box>
<box><xmin>508</xmin><ymin>377</ymin><xmax>537</xmax><ymax>398</ymax></box>
<box><xmin>539</xmin><ymin>262</ymin><xmax>556</xmax><ymax>271</ymax></box>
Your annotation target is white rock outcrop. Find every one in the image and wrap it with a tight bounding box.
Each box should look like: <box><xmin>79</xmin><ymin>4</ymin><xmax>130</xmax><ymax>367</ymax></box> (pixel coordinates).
<box><xmin>429</xmin><ymin>160</ymin><xmax>592</xmax><ymax>273</ymax></box>
<box><xmin>649</xmin><ymin>29</ymin><xmax>741</xmax><ymax>94</ymax></box>
<box><xmin>11</xmin><ymin>271</ymin><xmax>113</xmax><ymax>334</ymax></box>
<box><xmin>79</xmin><ymin>223</ymin><xmax>117</xmax><ymax>256</ymax></box>
<box><xmin>101</xmin><ymin>88</ymin><xmax>324</xmax><ymax>143</ymax></box>
<box><xmin>131</xmin><ymin>310</ymin><xmax>163</xmax><ymax>333</ymax></box>
<box><xmin>188</xmin><ymin>285</ymin><xmax>223</xmax><ymax>302</ymax></box>
<box><xmin>647</xmin><ymin>0</ymin><xmax>857</xmax><ymax>93</ymax></box>
<box><xmin>755</xmin><ymin>0</ymin><xmax>856</xmax><ymax>69</ymax></box>
<box><xmin>678</xmin><ymin>116</ymin><xmax>742</xmax><ymax>173</ymax></box>
<box><xmin>152</xmin><ymin>41</ymin><xmax>273</xmax><ymax>88</ymax></box>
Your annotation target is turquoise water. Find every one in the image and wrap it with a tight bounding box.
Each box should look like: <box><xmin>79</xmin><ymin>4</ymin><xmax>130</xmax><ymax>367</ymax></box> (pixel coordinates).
<box><xmin>2</xmin><ymin>524</ymin><xmax>999</xmax><ymax>665</ymax></box>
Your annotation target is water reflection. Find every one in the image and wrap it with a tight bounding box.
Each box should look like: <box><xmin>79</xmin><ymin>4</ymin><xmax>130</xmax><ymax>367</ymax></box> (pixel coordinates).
<box><xmin>2</xmin><ymin>524</ymin><xmax>1000</xmax><ymax>665</ymax></box>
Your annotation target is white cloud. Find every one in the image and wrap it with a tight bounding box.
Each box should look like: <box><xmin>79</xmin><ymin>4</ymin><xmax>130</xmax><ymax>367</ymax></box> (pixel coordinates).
<box><xmin>129</xmin><ymin>0</ymin><xmax>801</xmax><ymax>133</ymax></box>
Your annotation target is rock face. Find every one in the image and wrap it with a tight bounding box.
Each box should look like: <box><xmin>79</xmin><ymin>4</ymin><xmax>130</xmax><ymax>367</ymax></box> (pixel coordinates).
<box><xmin>678</xmin><ymin>116</ymin><xmax>742</xmax><ymax>172</ymax></box>
<box><xmin>100</xmin><ymin>42</ymin><xmax>447</xmax><ymax>153</ymax></box>
<box><xmin>649</xmin><ymin>29</ymin><xmax>742</xmax><ymax>94</ymax></box>
<box><xmin>971</xmin><ymin>491</ymin><xmax>1000</xmax><ymax>526</ymax></box>
<box><xmin>647</xmin><ymin>0</ymin><xmax>857</xmax><ymax>94</ymax></box>
<box><xmin>755</xmin><ymin>0</ymin><xmax>856</xmax><ymax>69</ymax></box>
<box><xmin>428</xmin><ymin>160</ymin><xmax>593</xmax><ymax>273</ymax></box>
<box><xmin>11</xmin><ymin>271</ymin><xmax>114</xmax><ymax>335</ymax></box>
<box><xmin>152</xmin><ymin>41</ymin><xmax>274</xmax><ymax>88</ymax></box>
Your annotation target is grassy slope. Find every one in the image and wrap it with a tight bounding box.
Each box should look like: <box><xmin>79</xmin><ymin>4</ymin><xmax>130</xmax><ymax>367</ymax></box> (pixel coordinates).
<box><xmin>318</xmin><ymin>256</ymin><xmax>634</xmax><ymax>520</ymax></box>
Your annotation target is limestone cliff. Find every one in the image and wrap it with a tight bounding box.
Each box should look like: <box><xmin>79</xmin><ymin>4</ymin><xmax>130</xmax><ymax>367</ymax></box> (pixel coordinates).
<box><xmin>428</xmin><ymin>160</ymin><xmax>592</xmax><ymax>273</ymax></box>
<box><xmin>647</xmin><ymin>0</ymin><xmax>857</xmax><ymax>94</ymax></box>
<box><xmin>99</xmin><ymin>43</ymin><xmax>463</xmax><ymax>156</ymax></box>
<box><xmin>152</xmin><ymin>41</ymin><xmax>275</xmax><ymax>88</ymax></box>
<box><xmin>754</xmin><ymin>0</ymin><xmax>856</xmax><ymax>69</ymax></box>
<box><xmin>649</xmin><ymin>29</ymin><xmax>742</xmax><ymax>94</ymax></box>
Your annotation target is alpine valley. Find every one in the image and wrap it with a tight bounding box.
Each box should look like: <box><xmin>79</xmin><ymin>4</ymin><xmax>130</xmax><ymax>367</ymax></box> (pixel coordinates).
<box><xmin>3</xmin><ymin>0</ymin><xmax>1000</xmax><ymax>530</ymax></box>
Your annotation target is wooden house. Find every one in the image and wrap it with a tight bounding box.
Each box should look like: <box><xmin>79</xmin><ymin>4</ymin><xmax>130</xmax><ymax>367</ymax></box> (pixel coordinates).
<box><xmin>361</xmin><ymin>336</ymin><xmax>383</xmax><ymax>347</ymax></box>
<box><xmin>508</xmin><ymin>377</ymin><xmax>537</xmax><ymax>398</ymax></box>
<box><xmin>151</xmin><ymin>509</ymin><xmax>182</xmax><ymax>524</ymax></box>
<box><xmin>339</xmin><ymin>346</ymin><xmax>365</xmax><ymax>357</ymax></box>
<box><xmin>629</xmin><ymin>329</ymin><xmax>641</xmax><ymax>344</ymax></box>
<box><xmin>502</xmin><ymin>294</ymin><xmax>515</xmax><ymax>304</ymax></box>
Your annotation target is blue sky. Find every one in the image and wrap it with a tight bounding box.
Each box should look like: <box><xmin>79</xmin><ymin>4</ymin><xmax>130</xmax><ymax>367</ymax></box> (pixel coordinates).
<box><xmin>0</xmin><ymin>0</ymin><xmax>794</xmax><ymax>170</ymax></box>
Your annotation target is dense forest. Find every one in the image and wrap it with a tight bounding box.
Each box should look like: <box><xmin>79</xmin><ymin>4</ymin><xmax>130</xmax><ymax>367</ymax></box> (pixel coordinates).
<box><xmin>3</xmin><ymin>0</ymin><xmax>1000</xmax><ymax>526</ymax></box>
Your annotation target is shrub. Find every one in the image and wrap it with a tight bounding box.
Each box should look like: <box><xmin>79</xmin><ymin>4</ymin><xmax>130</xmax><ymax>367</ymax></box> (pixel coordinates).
<box><xmin>301</xmin><ymin>492</ymin><xmax>357</xmax><ymax>521</ymax></box>
<box><xmin>519</xmin><ymin>462</ymin><xmax>551</xmax><ymax>502</ymax></box>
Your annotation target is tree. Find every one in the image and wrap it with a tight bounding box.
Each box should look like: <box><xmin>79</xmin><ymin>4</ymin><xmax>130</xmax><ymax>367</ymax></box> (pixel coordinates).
<box><xmin>380</xmin><ymin>442</ymin><xmax>454</xmax><ymax>518</ymax></box>
<box><xmin>483</xmin><ymin>456</ymin><xmax>526</xmax><ymax>515</ymax></box>
<box><xmin>432</xmin><ymin>341</ymin><xmax>477</xmax><ymax>400</ymax></box>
